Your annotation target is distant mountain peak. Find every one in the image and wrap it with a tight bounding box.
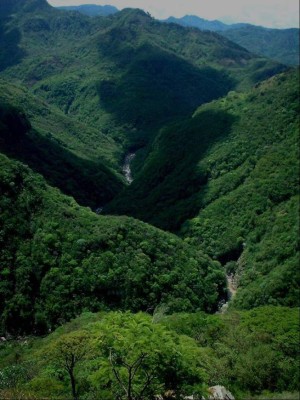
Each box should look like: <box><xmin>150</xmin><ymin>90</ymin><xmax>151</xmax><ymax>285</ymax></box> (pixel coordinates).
<box><xmin>164</xmin><ymin>15</ymin><xmax>229</xmax><ymax>32</ymax></box>
<box><xmin>119</xmin><ymin>8</ymin><xmax>152</xmax><ymax>19</ymax></box>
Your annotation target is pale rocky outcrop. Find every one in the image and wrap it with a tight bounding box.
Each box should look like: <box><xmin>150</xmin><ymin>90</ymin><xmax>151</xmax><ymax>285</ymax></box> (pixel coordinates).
<box><xmin>208</xmin><ymin>385</ymin><xmax>235</xmax><ymax>400</ymax></box>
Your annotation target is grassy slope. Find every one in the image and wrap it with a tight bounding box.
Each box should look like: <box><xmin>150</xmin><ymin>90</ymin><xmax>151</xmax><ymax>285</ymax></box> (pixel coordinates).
<box><xmin>107</xmin><ymin>69</ymin><xmax>299</xmax><ymax>308</ymax></box>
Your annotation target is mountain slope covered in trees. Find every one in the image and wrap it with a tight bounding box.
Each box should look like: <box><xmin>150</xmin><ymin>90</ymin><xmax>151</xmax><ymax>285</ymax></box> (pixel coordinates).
<box><xmin>0</xmin><ymin>81</ymin><xmax>124</xmax><ymax>209</ymax></box>
<box><xmin>0</xmin><ymin>307</ymin><xmax>299</xmax><ymax>399</ymax></box>
<box><xmin>0</xmin><ymin>1</ymin><xmax>298</xmax><ymax>399</ymax></box>
<box><xmin>163</xmin><ymin>15</ymin><xmax>245</xmax><ymax>31</ymax></box>
<box><xmin>0</xmin><ymin>151</ymin><xmax>226</xmax><ymax>335</ymax></box>
<box><xmin>57</xmin><ymin>4</ymin><xmax>119</xmax><ymax>17</ymax></box>
<box><xmin>164</xmin><ymin>15</ymin><xmax>299</xmax><ymax>65</ymax></box>
<box><xmin>222</xmin><ymin>26</ymin><xmax>299</xmax><ymax>66</ymax></box>
<box><xmin>107</xmin><ymin>69</ymin><xmax>299</xmax><ymax>309</ymax></box>
<box><xmin>0</xmin><ymin>1</ymin><xmax>285</xmax><ymax>150</ymax></box>
<box><xmin>0</xmin><ymin>0</ymin><xmax>286</xmax><ymax>212</ymax></box>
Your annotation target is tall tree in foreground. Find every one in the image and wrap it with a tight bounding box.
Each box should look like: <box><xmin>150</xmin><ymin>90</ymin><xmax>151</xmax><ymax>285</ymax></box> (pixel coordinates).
<box><xmin>88</xmin><ymin>312</ymin><xmax>207</xmax><ymax>399</ymax></box>
<box><xmin>45</xmin><ymin>331</ymin><xmax>91</xmax><ymax>400</ymax></box>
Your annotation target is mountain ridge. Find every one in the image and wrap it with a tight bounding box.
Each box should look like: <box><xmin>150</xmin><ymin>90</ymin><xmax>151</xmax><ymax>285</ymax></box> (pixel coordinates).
<box><xmin>163</xmin><ymin>15</ymin><xmax>248</xmax><ymax>31</ymax></box>
<box><xmin>0</xmin><ymin>0</ymin><xmax>50</xmax><ymax>16</ymax></box>
<box><xmin>57</xmin><ymin>3</ymin><xmax>119</xmax><ymax>17</ymax></box>
<box><xmin>163</xmin><ymin>14</ymin><xmax>299</xmax><ymax>65</ymax></box>
<box><xmin>0</xmin><ymin>2</ymin><xmax>285</xmax><ymax>156</ymax></box>
<box><xmin>0</xmin><ymin>1</ymin><xmax>299</xmax><ymax>398</ymax></box>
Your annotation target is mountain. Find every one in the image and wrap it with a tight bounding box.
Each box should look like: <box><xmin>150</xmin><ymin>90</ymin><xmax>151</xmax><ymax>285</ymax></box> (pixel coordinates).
<box><xmin>57</xmin><ymin>4</ymin><xmax>119</xmax><ymax>17</ymax></box>
<box><xmin>164</xmin><ymin>15</ymin><xmax>300</xmax><ymax>65</ymax></box>
<box><xmin>106</xmin><ymin>69</ymin><xmax>299</xmax><ymax>309</ymax></box>
<box><xmin>163</xmin><ymin>15</ymin><xmax>245</xmax><ymax>32</ymax></box>
<box><xmin>0</xmin><ymin>2</ymin><xmax>299</xmax><ymax>398</ymax></box>
<box><xmin>222</xmin><ymin>25</ymin><xmax>300</xmax><ymax>66</ymax></box>
<box><xmin>0</xmin><ymin>80</ymin><xmax>124</xmax><ymax>209</ymax></box>
<box><xmin>0</xmin><ymin>149</ymin><xmax>226</xmax><ymax>335</ymax></box>
<box><xmin>0</xmin><ymin>0</ymin><xmax>50</xmax><ymax>17</ymax></box>
<box><xmin>0</xmin><ymin>1</ymin><xmax>286</xmax><ymax>209</ymax></box>
<box><xmin>0</xmin><ymin>0</ymin><xmax>296</xmax><ymax>319</ymax></box>
<box><xmin>0</xmin><ymin>4</ymin><xmax>285</xmax><ymax>141</ymax></box>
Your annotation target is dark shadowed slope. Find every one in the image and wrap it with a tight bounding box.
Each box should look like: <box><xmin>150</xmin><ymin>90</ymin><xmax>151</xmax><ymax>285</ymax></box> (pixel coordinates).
<box><xmin>0</xmin><ymin>80</ymin><xmax>124</xmax><ymax>208</ymax></box>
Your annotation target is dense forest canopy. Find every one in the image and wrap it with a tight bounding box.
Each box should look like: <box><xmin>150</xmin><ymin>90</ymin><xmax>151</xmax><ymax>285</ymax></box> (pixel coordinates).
<box><xmin>0</xmin><ymin>0</ymin><xmax>299</xmax><ymax>399</ymax></box>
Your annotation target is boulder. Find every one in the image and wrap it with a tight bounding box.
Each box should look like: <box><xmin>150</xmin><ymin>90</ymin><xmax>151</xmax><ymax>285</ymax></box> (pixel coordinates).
<box><xmin>208</xmin><ymin>385</ymin><xmax>235</xmax><ymax>400</ymax></box>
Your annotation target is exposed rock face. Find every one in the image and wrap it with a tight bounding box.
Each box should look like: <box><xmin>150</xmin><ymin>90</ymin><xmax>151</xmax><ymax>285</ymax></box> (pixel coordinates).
<box><xmin>154</xmin><ymin>386</ymin><xmax>235</xmax><ymax>400</ymax></box>
<box><xmin>208</xmin><ymin>385</ymin><xmax>235</xmax><ymax>400</ymax></box>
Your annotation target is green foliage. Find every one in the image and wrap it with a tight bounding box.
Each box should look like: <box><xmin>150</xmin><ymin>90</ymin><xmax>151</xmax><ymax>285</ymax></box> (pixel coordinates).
<box><xmin>0</xmin><ymin>307</ymin><xmax>298</xmax><ymax>399</ymax></box>
<box><xmin>88</xmin><ymin>312</ymin><xmax>207</xmax><ymax>399</ymax></box>
<box><xmin>182</xmin><ymin>70</ymin><xmax>299</xmax><ymax>308</ymax></box>
<box><xmin>0</xmin><ymin>153</ymin><xmax>225</xmax><ymax>335</ymax></box>
<box><xmin>222</xmin><ymin>26</ymin><xmax>299</xmax><ymax>66</ymax></box>
<box><xmin>0</xmin><ymin>4</ymin><xmax>285</xmax><ymax>152</ymax></box>
<box><xmin>0</xmin><ymin>96</ymin><xmax>122</xmax><ymax>208</ymax></box>
<box><xmin>108</xmin><ymin>69</ymin><xmax>299</xmax><ymax>309</ymax></box>
<box><xmin>106</xmin><ymin>108</ymin><xmax>236</xmax><ymax>229</ymax></box>
<box><xmin>0</xmin><ymin>312</ymin><xmax>208</xmax><ymax>399</ymax></box>
<box><xmin>161</xmin><ymin>306</ymin><xmax>300</xmax><ymax>395</ymax></box>
<box><xmin>44</xmin><ymin>331</ymin><xmax>91</xmax><ymax>400</ymax></box>
<box><xmin>165</xmin><ymin>16</ymin><xmax>299</xmax><ymax>66</ymax></box>
<box><xmin>0</xmin><ymin>3</ymin><xmax>298</xmax><ymax>397</ymax></box>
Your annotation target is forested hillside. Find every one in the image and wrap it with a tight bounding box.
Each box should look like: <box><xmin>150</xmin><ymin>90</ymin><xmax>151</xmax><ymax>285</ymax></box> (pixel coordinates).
<box><xmin>107</xmin><ymin>69</ymin><xmax>299</xmax><ymax>309</ymax></box>
<box><xmin>0</xmin><ymin>152</ymin><xmax>226</xmax><ymax>335</ymax></box>
<box><xmin>0</xmin><ymin>307</ymin><xmax>299</xmax><ymax>399</ymax></box>
<box><xmin>0</xmin><ymin>1</ymin><xmax>299</xmax><ymax>399</ymax></box>
<box><xmin>0</xmin><ymin>0</ymin><xmax>285</xmax><ymax>151</ymax></box>
<box><xmin>222</xmin><ymin>26</ymin><xmax>299</xmax><ymax>66</ymax></box>
<box><xmin>0</xmin><ymin>84</ymin><xmax>124</xmax><ymax>208</ymax></box>
<box><xmin>57</xmin><ymin>4</ymin><xmax>119</xmax><ymax>17</ymax></box>
<box><xmin>164</xmin><ymin>16</ymin><xmax>300</xmax><ymax>65</ymax></box>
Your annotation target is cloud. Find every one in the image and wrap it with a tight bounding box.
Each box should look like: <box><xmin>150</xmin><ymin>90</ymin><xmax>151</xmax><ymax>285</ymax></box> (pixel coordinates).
<box><xmin>48</xmin><ymin>0</ymin><xmax>299</xmax><ymax>28</ymax></box>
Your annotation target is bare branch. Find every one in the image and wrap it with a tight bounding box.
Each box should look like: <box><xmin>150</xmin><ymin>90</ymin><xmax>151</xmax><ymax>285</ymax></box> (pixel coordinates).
<box><xmin>137</xmin><ymin>369</ymin><xmax>157</xmax><ymax>400</ymax></box>
<box><xmin>132</xmin><ymin>353</ymin><xmax>147</xmax><ymax>381</ymax></box>
<box><xmin>109</xmin><ymin>349</ymin><xmax>129</xmax><ymax>397</ymax></box>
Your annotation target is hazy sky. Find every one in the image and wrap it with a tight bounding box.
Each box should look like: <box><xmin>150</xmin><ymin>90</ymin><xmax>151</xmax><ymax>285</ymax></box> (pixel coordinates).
<box><xmin>48</xmin><ymin>0</ymin><xmax>299</xmax><ymax>28</ymax></box>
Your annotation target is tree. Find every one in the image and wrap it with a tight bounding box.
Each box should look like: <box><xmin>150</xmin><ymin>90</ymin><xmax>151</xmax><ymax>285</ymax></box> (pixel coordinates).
<box><xmin>109</xmin><ymin>350</ymin><xmax>155</xmax><ymax>400</ymax></box>
<box><xmin>45</xmin><ymin>331</ymin><xmax>90</xmax><ymax>400</ymax></box>
<box><xmin>89</xmin><ymin>312</ymin><xmax>207</xmax><ymax>399</ymax></box>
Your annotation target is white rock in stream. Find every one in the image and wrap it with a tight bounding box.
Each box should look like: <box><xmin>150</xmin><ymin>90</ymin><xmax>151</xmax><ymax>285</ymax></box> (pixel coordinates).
<box><xmin>123</xmin><ymin>153</ymin><xmax>136</xmax><ymax>184</ymax></box>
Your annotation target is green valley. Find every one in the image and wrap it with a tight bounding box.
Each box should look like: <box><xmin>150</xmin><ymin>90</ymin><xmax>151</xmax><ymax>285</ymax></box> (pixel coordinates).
<box><xmin>107</xmin><ymin>69</ymin><xmax>299</xmax><ymax>310</ymax></box>
<box><xmin>0</xmin><ymin>0</ymin><xmax>299</xmax><ymax>399</ymax></box>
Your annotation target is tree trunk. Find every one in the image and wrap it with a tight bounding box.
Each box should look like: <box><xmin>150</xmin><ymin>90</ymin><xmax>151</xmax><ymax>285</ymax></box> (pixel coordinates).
<box><xmin>69</xmin><ymin>368</ymin><xmax>77</xmax><ymax>400</ymax></box>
